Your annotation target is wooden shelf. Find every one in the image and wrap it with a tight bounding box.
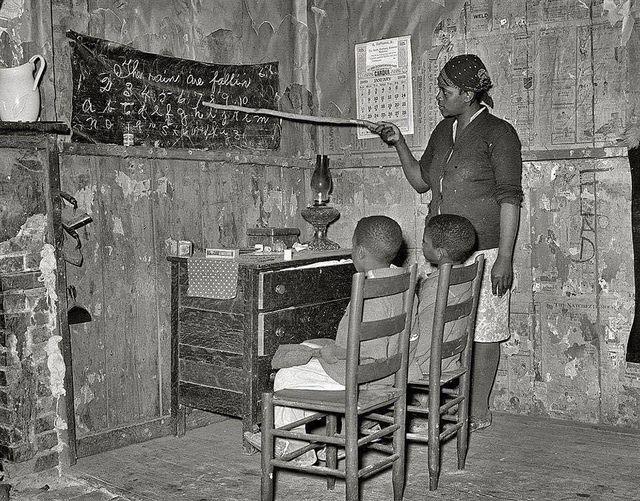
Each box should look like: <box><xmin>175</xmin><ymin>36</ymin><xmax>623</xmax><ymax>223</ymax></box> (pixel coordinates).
<box><xmin>0</xmin><ymin>121</ymin><xmax>70</xmax><ymax>135</ymax></box>
<box><xmin>62</xmin><ymin>141</ymin><xmax>312</xmax><ymax>168</ymax></box>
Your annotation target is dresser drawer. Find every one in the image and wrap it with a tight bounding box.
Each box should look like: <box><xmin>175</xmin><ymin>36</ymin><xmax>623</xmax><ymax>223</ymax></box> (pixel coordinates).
<box><xmin>257</xmin><ymin>298</ymin><xmax>349</xmax><ymax>356</ymax></box>
<box><xmin>179</xmin><ymin>307</ymin><xmax>244</xmax><ymax>354</ymax></box>
<box><xmin>258</xmin><ymin>262</ymin><xmax>354</xmax><ymax>311</ymax></box>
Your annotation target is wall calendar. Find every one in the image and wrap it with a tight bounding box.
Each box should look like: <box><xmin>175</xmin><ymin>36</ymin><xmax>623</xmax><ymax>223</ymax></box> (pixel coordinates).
<box><xmin>355</xmin><ymin>35</ymin><xmax>414</xmax><ymax>140</ymax></box>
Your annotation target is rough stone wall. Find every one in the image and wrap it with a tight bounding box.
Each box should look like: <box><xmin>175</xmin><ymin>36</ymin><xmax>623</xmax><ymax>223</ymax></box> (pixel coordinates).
<box><xmin>0</xmin><ymin>217</ymin><xmax>68</xmax><ymax>477</ymax></box>
<box><xmin>0</xmin><ymin>138</ymin><xmax>70</xmax><ymax>479</ymax></box>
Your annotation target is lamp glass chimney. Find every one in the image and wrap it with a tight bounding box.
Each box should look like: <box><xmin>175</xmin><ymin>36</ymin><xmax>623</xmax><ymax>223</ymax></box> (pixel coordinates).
<box><xmin>311</xmin><ymin>154</ymin><xmax>332</xmax><ymax>205</ymax></box>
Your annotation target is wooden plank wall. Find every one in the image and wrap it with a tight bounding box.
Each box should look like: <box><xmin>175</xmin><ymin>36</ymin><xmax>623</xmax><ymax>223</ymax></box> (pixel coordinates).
<box><xmin>60</xmin><ymin>149</ymin><xmax>308</xmax><ymax>439</ymax></box>
<box><xmin>3</xmin><ymin>0</ymin><xmax>640</xmax><ymax>442</ymax></box>
<box><xmin>0</xmin><ymin>0</ymin><xmax>318</xmax><ymax>444</ymax></box>
<box><xmin>311</xmin><ymin>1</ymin><xmax>640</xmax><ymax>429</ymax></box>
<box><xmin>48</xmin><ymin>0</ymin><xmax>316</xmax><ymax>158</ymax></box>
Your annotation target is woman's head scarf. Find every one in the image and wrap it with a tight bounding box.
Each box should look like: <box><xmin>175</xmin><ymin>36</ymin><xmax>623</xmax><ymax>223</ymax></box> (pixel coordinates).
<box><xmin>439</xmin><ymin>54</ymin><xmax>494</xmax><ymax>108</ymax></box>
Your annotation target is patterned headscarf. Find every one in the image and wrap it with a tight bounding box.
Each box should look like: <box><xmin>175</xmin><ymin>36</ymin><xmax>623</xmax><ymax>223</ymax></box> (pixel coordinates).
<box><xmin>439</xmin><ymin>54</ymin><xmax>494</xmax><ymax>107</ymax></box>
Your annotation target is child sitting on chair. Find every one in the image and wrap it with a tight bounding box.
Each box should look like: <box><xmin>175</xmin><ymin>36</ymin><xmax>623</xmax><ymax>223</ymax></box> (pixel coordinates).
<box><xmin>409</xmin><ymin>213</ymin><xmax>477</xmax><ymax>379</ymax></box>
<box><xmin>244</xmin><ymin>215</ymin><xmax>406</xmax><ymax>466</ymax></box>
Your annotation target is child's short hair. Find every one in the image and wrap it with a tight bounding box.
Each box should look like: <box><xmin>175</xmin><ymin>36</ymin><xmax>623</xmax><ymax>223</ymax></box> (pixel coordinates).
<box><xmin>354</xmin><ymin>215</ymin><xmax>403</xmax><ymax>264</ymax></box>
<box><xmin>425</xmin><ymin>214</ymin><xmax>476</xmax><ymax>263</ymax></box>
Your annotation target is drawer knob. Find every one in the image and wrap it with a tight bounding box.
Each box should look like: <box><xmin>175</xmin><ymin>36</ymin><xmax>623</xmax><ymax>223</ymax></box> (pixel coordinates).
<box><xmin>275</xmin><ymin>327</ymin><xmax>285</xmax><ymax>337</ymax></box>
<box><xmin>275</xmin><ymin>284</ymin><xmax>286</xmax><ymax>295</ymax></box>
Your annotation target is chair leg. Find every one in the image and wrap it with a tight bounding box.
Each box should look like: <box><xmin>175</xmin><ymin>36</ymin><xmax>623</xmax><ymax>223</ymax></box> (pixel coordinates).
<box><xmin>457</xmin><ymin>420</ymin><xmax>469</xmax><ymax>470</ymax></box>
<box><xmin>345</xmin><ymin>415</ymin><xmax>359</xmax><ymax>501</ymax></box>
<box><xmin>326</xmin><ymin>414</ymin><xmax>338</xmax><ymax>490</ymax></box>
<box><xmin>428</xmin><ymin>413</ymin><xmax>440</xmax><ymax>491</ymax></box>
<box><xmin>261</xmin><ymin>393</ymin><xmax>275</xmax><ymax>501</ymax></box>
<box><xmin>174</xmin><ymin>404</ymin><xmax>186</xmax><ymax>437</ymax></box>
<box><xmin>457</xmin><ymin>398</ymin><xmax>470</xmax><ymax>469</ymax></box>
<box><xmin>392</xmin><ymin>402</ymin><xmax>406</xmax><ymax>501</ymax></box>
<box><xmin>457</xmin><ymin>375</ymin><xmax>472</xmax><ymax>470</ymax></box>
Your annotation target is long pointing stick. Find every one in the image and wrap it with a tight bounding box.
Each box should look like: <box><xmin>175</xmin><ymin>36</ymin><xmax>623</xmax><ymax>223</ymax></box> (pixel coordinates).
<box><xmin>202</xmin><ymin>101</ymin><xmax>377</xmax><ymax>129</ymax></box>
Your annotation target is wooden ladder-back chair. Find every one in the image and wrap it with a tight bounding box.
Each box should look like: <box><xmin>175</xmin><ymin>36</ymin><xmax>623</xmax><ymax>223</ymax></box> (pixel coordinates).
<box><xmin>406</xmin><ymin>254</ymin><xmax>484</xmax><ymax>491</ymax></box>
<box><xmin>260</xmin><ymin>263</ymin><xmax>417</xmax><ymax>501</ymax></box>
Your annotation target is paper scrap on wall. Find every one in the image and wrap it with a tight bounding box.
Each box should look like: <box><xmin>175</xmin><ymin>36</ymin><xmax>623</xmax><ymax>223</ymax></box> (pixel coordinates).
<box><xmin>0</xmin><ymin>0</ymin><xmax>24</xmax><ymax>21</ymax></box>
<box><xmin>602</xmin><ymin>0</ymin><xmax>636</xmax><ymax>46</ymax></box>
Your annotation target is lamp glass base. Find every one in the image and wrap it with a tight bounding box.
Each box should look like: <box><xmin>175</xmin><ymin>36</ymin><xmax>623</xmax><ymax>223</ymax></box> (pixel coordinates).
<box><xmin>301</xmin><ymin>204</ymin><xmax>340</xmax><ymax>251</ymax></box>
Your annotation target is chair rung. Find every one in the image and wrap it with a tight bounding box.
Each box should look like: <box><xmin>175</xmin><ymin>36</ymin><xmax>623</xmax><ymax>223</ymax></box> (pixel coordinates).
<box><xmin>440</xmin><ymin>423</ymin><xmax>463</xmax><ymax>441</ymax></box>
<box><xmin>280</xmin><ymin>442</ymin><xmax>320</xmax><ymax>462</ymax></box>
<box><xmin>405</xmin><ymin>432</ymin><xmax>429</xmax><ymax>443</ymax></box>
<box><xmin>358</xmin><ymin>453</ymin><xmax>400</xmax><ymax>479</ymax></box>
<box><xmin>445</xmin><ymin>404</ymin><xmax>459</xmax><ymax>415</ymax></box>
<box><xmin>358</xmin><ymin>424</ymin><xmax>399</xmax><ymax>446</ymax></box>
<box><xmin>442</xmin><ymin>388</ymin><xmax>459</xmax><ymax>396</ymax></box>
<box><xmin>367</xmin><ymin>442</ymin><xmax>394</xmax><ymax>454</ymax></box>
<box><xmin>405</xmin><ymin>419</ymin><xmax>465</xmax><ymax>441</ymax></box>
<box><xmin>271</xmin><ymin>459</ymin><xmax>346</xmax><ymax>478</ymax></box>
<box><xmin>440</xmin><ymin>395</ymin><xmax>463</xmax><ymax>413</ymax></box>
<box><xmin>442</xmin><ymin>414</ymin><xmax>458</xmax><ymax>422</ymax></box>
<box><xmin>357</xmin><ymin>396</ymin><xmax>399</xmax><ymax>415</ymax></box>
<box><xmin>272</xmin><ymin>398</ymin><xmax>343</xmax><ymax>413</ymax></box>
<box><xmin>279</xmin><ymin>411</ymin><xmax>326</xmax><ymax>431</ymax></box>
<box><xmin>366</xmin><ymin>412</ymin><xmax>394</xmax><ymax>424</ymax></box>
<box><xmin>273</xmin><ymin>429</ymin><xmax>344</xmax><ymax>446</ymax></box>
<box><xmin>407</xmin><ymin>404</ymin><xmax>429</xmax><ymax>416</ymax></box>
<box><xmin>409</xmin><ymin>370</ymin><xmax>466</xmax><ymax>388</ymax></box>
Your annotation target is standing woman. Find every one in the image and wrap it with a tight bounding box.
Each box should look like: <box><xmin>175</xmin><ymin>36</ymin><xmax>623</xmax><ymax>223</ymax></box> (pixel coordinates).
<box><xmin>369</xmin><ymin>54</ymin><xmax>523</xmax><ymax>430</ymax></box>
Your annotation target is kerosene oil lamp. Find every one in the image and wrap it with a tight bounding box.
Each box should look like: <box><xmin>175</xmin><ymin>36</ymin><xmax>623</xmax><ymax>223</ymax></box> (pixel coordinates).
<box><xmin>301</xmin><ymin>154</ymin><xmax>340</xmax><ymax>250</ymax></box>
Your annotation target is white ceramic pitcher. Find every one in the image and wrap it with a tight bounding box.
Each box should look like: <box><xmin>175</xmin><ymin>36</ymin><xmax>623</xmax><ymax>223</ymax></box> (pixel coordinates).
<box><xmin>0</xmin><ymin>54</ymin><xmax>46</xmax><ymax>122</ymax></box>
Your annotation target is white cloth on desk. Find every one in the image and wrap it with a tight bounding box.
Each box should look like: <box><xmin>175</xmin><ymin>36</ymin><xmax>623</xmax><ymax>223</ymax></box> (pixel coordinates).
<box><xmin>273</xmin><ymin>357</ymin><xmax>344</xmax><ymax>429</ymax></box>
<box><xmin>282</xmin><ymin>258</ymin><xmax>352</xmax><ymax>271</ymax></box>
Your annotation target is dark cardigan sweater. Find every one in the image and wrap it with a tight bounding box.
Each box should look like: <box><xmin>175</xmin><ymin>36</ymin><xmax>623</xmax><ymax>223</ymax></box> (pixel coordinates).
<box><xmin>419</xmin><ymin>109</ymin><xmax>524</xmax><ymax>250</ymax></box>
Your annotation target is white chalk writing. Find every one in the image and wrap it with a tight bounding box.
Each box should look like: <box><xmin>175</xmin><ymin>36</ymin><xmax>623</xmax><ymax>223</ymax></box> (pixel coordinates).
<box><xmin>71</xmin><ymin>38</ymin><xmax>279</xmax><ymax>148</ymax></box>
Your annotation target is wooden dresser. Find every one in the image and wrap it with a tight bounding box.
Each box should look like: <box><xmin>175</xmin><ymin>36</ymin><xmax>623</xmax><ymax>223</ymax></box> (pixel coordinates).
<box><xmin>168</xmin><ymin>250</ymin><xmax>355</xmax><ymax>449</ymax></box>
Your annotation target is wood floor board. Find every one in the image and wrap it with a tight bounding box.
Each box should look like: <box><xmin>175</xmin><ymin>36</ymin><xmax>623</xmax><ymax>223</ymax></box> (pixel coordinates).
<box><xmin>67</xmin><ymin>412</ymin><xmax>640</xmax><ymax>501</ymax></box>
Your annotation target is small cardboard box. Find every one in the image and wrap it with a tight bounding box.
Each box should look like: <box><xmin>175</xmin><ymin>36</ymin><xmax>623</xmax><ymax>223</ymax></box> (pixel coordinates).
<box><xmin>246</xmin><ymin>227</ymin><xmax>300</xmax><ymax>248</ymax></box>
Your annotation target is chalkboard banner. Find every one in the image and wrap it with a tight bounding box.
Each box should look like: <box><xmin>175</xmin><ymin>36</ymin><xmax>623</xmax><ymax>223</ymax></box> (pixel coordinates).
<box><xmin>67</xmin><ymin>31</ymin><xmax>281</xmax><ymax>150</ymax></box>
